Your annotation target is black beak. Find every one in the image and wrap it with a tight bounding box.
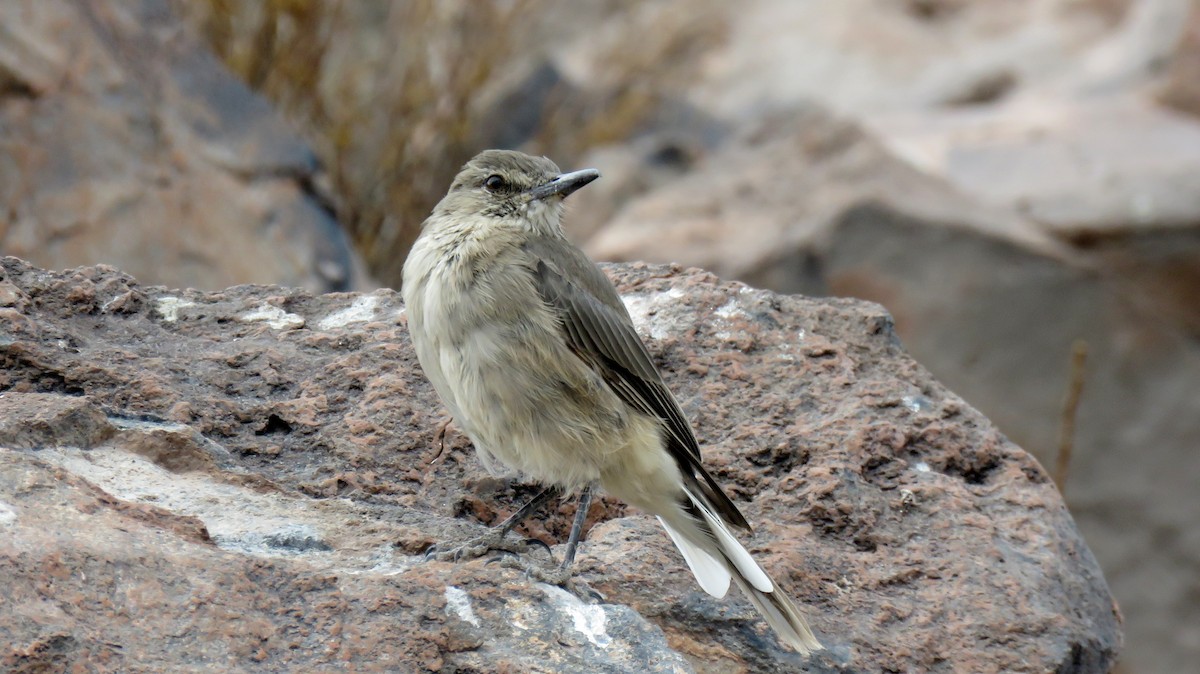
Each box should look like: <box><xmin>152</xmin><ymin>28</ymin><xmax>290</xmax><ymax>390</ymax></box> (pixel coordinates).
<box><xmin>529</xmin><ymin>168</ymin><xmax>601</xmax><ymax>201</ymax></box>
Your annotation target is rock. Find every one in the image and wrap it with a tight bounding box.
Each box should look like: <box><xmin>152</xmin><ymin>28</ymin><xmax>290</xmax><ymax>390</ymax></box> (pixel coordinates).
<box><xmin>866</xmin><ymin>97</ymin><xmax>1200</xmax><ymax>235</ymax></box>
<box><xmin>148</xmin><ymin>0</ymin><xmax>1193</xmax><ymax>670</ymax></box>
<box><xmin>586</xmin><ymin>100</ymin><xmax>1199</xmax><ymax>673</ymax></box>
<box><xmin>0</xmin><ymin>448</ymin><xmax>687</xmax><ymax>673</ymax></box>
<box><xmin>686</xmin><ymin>0</ymin><xmax>1186</xmax><ymax>121</ymax></box>
<box><xmin>0</xmin><ymin>0</ymin><xmax>367</xmax><ymax>292</ymax></box>
<box><xmin>584</xmin><ymin>107</ymin><xmax>1063</xmax><ymax>296</ymax></box>
<box><xmin>1157</xmin><ymin>0</ymin><xmax>1200</xmax><ymax>117</ymax></box>
<box><xmin>864</xmin><ymin>94</ymin><xmax>1200</xmax><ymax>341</ymax></box>
<box><xmin>565</xmin><ymin>136</ymin><xmax>708</xmax><ymax>246</ymax></box>
<box><xmin>1077</xmin><ymin>225</ymin><xmax>1200</xmax><ymax>339</ymax></box>
<box><xmin>819</xmin><ymin>201</ymin><xmax>1200</xmax><ymax>674</ymax></box>
<box><xmin>0</xmin><ymin>257</ymin><xmax>1120</xmax><ymax>672</ymax></box>
<box><xmin>0</xmin><ymin>393</ymin><xmax>114</xmax><ymax>450</ymax></box>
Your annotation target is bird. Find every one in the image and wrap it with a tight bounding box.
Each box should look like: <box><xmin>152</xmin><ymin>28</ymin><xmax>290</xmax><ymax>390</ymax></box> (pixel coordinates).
<box><xmin>402</xmin><ymin>149</ymin><xmax>821</xmax><ymax>653</ymax></box>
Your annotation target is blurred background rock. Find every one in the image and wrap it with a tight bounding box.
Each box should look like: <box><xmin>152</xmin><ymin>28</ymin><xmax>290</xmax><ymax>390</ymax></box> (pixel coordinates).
<box><xmin>0</xmin><ymin>0</ymin><xmax>368</xmax><ymax>292</ymax></box>
<box><xmin>1</xmin><ymin>0</ymin><xmax>1196</xmax><ymax>671</ymax></box>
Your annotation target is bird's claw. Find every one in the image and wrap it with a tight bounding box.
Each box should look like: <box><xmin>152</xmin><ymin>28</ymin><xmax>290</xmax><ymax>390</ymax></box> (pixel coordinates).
<box><xmin>522</xmin><ymin>536</ymin><xmax>553</xmax><ymax>557</ymax></box>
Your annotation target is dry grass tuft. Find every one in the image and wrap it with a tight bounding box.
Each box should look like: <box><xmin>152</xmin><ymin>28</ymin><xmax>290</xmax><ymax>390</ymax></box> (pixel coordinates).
<box><xmin>176</xmin><ymin>0</ymin><xmax>725</xmax><ymax>286</ymax></box>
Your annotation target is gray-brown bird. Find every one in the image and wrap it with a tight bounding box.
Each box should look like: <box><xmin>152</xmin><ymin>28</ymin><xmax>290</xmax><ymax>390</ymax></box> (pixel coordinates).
<box><xmin>402</xmin><ymin>149</ymin><xmax>821</xmax><ymax>653</ymax></box>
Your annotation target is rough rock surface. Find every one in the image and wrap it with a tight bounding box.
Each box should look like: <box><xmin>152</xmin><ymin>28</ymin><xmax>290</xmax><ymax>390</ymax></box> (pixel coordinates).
<box><xmin>582</xmin><ymin>107</ymin><xmax>1064</xmax><ymax>295</ymax></box>
<box><xmin>0</xmin><ymin>0</ymin><xmax>366</xmax><ymax>292</ymax></box>
<box><xmin>0</xmin><ymin>258</ymin><xmax>1120</xmax><ymax>672</ymax></box>
<box><xmin>583</xmin><ymin>99</ymin><xmax>1200</xmax><ymax>674</ymax></box>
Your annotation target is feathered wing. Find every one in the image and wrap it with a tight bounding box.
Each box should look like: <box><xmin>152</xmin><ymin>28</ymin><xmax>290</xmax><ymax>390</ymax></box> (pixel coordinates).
<box><xmin>524</xmin><ymin>242</ymin><xmax>821</xmax><ymax>653</ymax></box>
<box><xmin>524</xmin><ymin>246</ymin><xmax>748</xmax><ymax>531</ymax></box>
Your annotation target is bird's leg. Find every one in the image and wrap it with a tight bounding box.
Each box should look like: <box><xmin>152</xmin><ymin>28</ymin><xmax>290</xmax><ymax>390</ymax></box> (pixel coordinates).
<box><xmin>427</xmin><ymin>486</ymin><xmax>558</xmax><ymax>562</ymax></box>
<box><xmin>499</xmin><ymin>483</ymin><xmax>599</xmax><ymax>596</ymax></box>
<box><xmin>559</xmin><ymin>483</ymin><xmax>593</xmax><ymax>572</ymax></box>
<box><xmin>494</xmin><ymin>486</ymin><xmax>559</xmax><ymax>538</ymax></box>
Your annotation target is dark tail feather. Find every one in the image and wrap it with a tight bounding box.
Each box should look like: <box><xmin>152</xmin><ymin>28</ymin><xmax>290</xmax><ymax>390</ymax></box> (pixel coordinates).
<box><xmin>730</xmin><ymin>573</ymin><xmax>822</xmax><ymax>654</ymax></box>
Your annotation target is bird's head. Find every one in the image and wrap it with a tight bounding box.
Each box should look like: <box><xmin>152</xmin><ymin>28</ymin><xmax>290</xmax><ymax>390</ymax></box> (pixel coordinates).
<box><xmin>432</xmin><ymin>149</ymin><xmax>600</xmax><ymax>235</ymax></box>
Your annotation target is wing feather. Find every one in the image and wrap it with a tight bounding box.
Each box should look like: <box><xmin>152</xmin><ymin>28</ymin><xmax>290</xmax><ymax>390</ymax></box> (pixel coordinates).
<box><xmin>525</xmin><ymin>246</ymin><xmax>750</xmax><ymax>532</ymax></box>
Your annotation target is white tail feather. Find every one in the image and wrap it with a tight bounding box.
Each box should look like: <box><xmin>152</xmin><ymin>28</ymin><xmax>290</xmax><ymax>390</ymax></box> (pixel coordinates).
<box><xmin>656</xmin><ymin>485</ymin><xmax>823</xmax><ymax>654</ymax></box>
<box><xmin>685</xmin><ymin>490</ymin><xmax>773</xmax><ymax>593</ymax></box>
<box><xmin>658</xmin><ymin>516</ymin><xmax>731</xmax><ymax>598</ymax></box>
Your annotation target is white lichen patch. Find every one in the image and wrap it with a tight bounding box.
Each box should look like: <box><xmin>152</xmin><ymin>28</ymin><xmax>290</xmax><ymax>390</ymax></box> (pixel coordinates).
<box><xmin>33</xmin><ymin>437</ymin><xmax>420</xmax><ymax>576</ymax></box>
<box><xmin>538</xmin><ymin>583</ymin><xmax>611</xmax><ymax>648</ymax></box>
<box><xmin>240</xmin><ymin>304</ymin><xmax>305</xmax><ymax>330</ymax></box>
<box><xmin>360</xmin><ymin>545</ymin><xmax>417</xmax><ymax>577</ymax></box>
<box><xmin>155</xmin><ymin>297</ymin><xmax>196</xmax><ymax>322</ymax></box>
<box><xmin>108</xmin><ymin>417</ymin><xmax>192</xmax><ymax>434</ymax></box>
<box><xmin>100</xmin><ymin>293</ymin><xmax>129</xmax><ymax>313</ymax></box>
<box><xmin>30</xmin><ymin>444</ymin><xmax>416</xmax><ymax>578</ymax></box>
<box><xmin>0</xmin><ymin>499</ymin><xmax>16</xmax><ymax>526</ymax></box>
<box><xmin>713</xmin><ymin>297</ymin><xmax>753</xmax><ymax>341</ymax></box>
<box><xmin>38</xmin><ymin>446</ymin><xmax>323</xmax><ymax>555</ymax></box>
<box><xmin>317</xmin><ymin>295</ymin><xmax>380</xmax><ymax>331</ymax></box>
<box><xmin>444</xmin><ymin>586</ymin><xmax>481</xmax><ymax>627</ymax></box>
<box><xmin>621</xmin><ymin>287</ymin><xmax>685</xmax><ymax>341</ymax></box>
<box><xmin>914</xmin><ymin>461</ymin><xmax>931</xmax><ymax>473</ymax></box>
<box><xmin>714</xmin><ymin>299</ymin><xmax>745</xmax><ymax>320</ymax></box>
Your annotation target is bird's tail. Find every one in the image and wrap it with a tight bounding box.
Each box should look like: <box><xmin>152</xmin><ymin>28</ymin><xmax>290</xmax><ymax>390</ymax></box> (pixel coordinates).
<box><xmin>658</xmin><ymin>486</ymin><xmax>822</xmax><ymax>654</ymax></box>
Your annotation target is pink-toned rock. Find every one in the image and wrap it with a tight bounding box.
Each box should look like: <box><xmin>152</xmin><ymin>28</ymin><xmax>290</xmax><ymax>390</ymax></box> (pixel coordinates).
<box><xmin>0</xmin><ymin>393</ymin><xmax>114</xmax><ymax>450</ymax></box>
<box><xmin>585</xmin><ymin>103</ymin><xmax>1198</xmax><ymax>672</ymax></box>
<box><xmin>0</xmin><ymin>257</ymin><xmax>1120</xmax><ymax>672</ymax></box>
<box><xmin>0</xmin><ymin>0</ymin><xmax>366</xmax><ymax>292</ymax></box>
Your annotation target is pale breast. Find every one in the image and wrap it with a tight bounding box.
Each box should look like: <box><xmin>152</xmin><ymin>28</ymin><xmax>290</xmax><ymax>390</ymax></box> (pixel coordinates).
<box><xmin>405</xmin><ymin>225</ymin><xmax>637</xmax><ymax>489</ymax></box>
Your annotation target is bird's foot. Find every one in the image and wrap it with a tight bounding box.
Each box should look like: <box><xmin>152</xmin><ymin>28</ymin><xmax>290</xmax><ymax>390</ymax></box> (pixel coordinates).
<box><xmin>425</xmin><ymin>529</ymin><xmax>548</xmax><ymax>563</ymax></box>
<box><xmin>493</xmin><ymin>555</ymin><xmax>605</xmax><ymax>602</ymax></box>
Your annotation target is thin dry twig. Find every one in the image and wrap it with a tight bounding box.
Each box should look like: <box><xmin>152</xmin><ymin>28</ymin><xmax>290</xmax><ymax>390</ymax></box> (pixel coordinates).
<box><xmin>1054</xmin><ymin>340</ymin><xmax>1088</xmax><ymax>494</ymax></box>
<box><xmin>427</xmin><ymin>415</ymin><xmax>454</xmax><ymax>465</ymax></box>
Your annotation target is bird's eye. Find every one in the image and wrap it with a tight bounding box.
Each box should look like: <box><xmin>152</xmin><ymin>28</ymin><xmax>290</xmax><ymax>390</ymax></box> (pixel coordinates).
<box><xmin>483</xmin><ymin>174</ymin><xmax>507</xmax><ymax>192</ymax></box>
